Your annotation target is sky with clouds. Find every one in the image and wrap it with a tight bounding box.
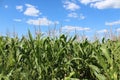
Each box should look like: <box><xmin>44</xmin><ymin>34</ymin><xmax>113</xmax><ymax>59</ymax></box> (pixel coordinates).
<box><xmin>0</xmin><ymin>0</ymin><xmax>120</xmax><ymax>38</ymax></box>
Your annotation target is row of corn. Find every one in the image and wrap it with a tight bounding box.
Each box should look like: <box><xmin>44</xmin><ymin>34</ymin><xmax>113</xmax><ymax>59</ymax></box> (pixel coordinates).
<box><xmin>0</xmin><ymin>31</ymin><xmax>120</xmax><ymax>80</ymax></box>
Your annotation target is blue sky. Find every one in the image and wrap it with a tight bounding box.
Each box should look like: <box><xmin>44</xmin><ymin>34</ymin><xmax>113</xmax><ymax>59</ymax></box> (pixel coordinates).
<box><xmin>0</xmin><ymin>0</ymin><xmax>120</xmax><ymax>38</ymax></box>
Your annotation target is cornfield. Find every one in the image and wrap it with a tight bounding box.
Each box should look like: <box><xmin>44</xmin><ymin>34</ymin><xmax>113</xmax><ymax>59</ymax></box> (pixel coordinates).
<box><xmin>0</xmin><ymin>30</ymin><xmax>120</xmax><ymax>80</ymax></box>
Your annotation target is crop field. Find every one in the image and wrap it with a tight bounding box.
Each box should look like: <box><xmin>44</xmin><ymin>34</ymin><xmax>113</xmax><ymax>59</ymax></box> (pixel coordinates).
<box><xmin>0</xmin><ymin>30</ymin><xmax>120</xmax><ymax>80</ymax></box>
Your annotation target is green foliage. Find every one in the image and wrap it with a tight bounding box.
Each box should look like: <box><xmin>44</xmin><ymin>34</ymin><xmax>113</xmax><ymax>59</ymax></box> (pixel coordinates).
<box><xmin>0</xmin><ymin>31</ymin><xmax>120</xmax><ymax>80</ymax></box>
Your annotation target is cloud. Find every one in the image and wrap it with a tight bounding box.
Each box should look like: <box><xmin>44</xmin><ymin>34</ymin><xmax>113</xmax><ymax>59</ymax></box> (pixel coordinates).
<box><xmin>26</xmin><ymin>17</ymin><xmax>59</xmax><ymax>26</ymax></box>
<box><xmin>64</xmin><ymin>19</ymin><xmax>70</xmax><ymax>22</ymax></box>
<box><xmin>24</xmin><ymin>4</ymin><xmax>41</xmax><ymax>17</ymax></box>
<box><xmin>79</xmin><ymin>0</ymin><xmax>120</xmax><ymax>9</ymax></box>
<box><xmin>16</xmin><ymin>5</ymin><xmax>23</xmax><ymax>12</ymax></box>
<box><xmin>68</xmin><ymin>12</ymin><xmax>85</xmax><ymax>19</ymax></box>
<box><xmin>13</xmin><ymin>19</ymin><xmax>22</xmax><ymax>22</ymax></box>
<box><xmin>97</xmin><ymin>29</ymin><xmax>108</xmax><ymax>33</ymax></box>
<box><xmin>116</xmin><ymin>28</ymin><xmax>120</xmax><ymax>32</ymax></box>
<box><xmin>79</xmin><ymin>14</ymin><xmax>85</xmax><ymax>19</ymax></box>
<box><xmin>79</xmin><ymin>0</ymin><xmax>100</xmax><ymax>5</ymax></box>
<box><xmin>105</xmin><ymin>20</ymin><xmax>120</xmax><ymax>26</ymax></box>
<box><xmin>68</xmin><ymin>12</ymin><xmax>78</xmax><ymax>18</ymax></box>
<box><xmin>63</xmin><ymin>1</ymin><xmax>80</xmax><ymax>11</ymax></box>
<box><xmin>91</xmin><ymin>0</ymin><xmax>120</xmax><ymax>9</ymax></box>
<box><xmin>62</xmin><ymin>25</ymin><xmax>90</xmax><ymax>32</ymax></box>
<box><xmin>4</xmin><ymin>5</ymin><xmax>8</xmax><ymax>8</ymax></box>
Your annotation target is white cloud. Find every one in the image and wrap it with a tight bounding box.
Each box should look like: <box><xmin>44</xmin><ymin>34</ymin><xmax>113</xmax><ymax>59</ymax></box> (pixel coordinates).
<box><xmin>79</xmin><ymin>14</ymin><xmax>85</xmax><ymax>19</ymax></box>
<box><xmin>54</xmin><ymin>21</ymin><xmax>59</xmax><ymax>24</ymax></box>
<box><xmin>105</xmin><ymin>20</ymin><xmax>120</xmax><ymax>26</ymax></box>
<box><xmin>26</xmin><ymin>17</ymin><xmax>59</xmax><ymax>26</ymax></box>
<box><xmin>4</xmin><ymin>5</ymin><xmax>8</xmax><ymax>8</ymax></box>
<box><xmin>91</xmin><ymin>0</ymin><xmax>120</xmax><ymax>9</ymax></box>
<box><xmin>62</xmin><ymin>25</ymin><xmax>90</xmax><ymax>32</ymax></box>
<box><xmin>13</xmin><ymin>19</ymin><xmax>22</xmax><ymax>22</ymax></box>
<box><xmin>79</xmin><ymin>0</ymin><xmax>120</xmax><ymax>9</ymax></box>
<box><xmin>68</xmin><ymin>12</ymin><xmax>78</xmax><ymax>18</ymax></box>
<box><xmin>64</xmin><ymin>19</ymin><xmax>70</xmax><ymax>22</ymax></box>
<box><xmin>24</xmin><ymin>4</ymin><xmax>41</xmax><ymax>17</ymax></box>
<box><xmin>16</xmin><ymin>5</ymin><xmax>23</xmax><ymax>12</ymax></box>
<box><xmin>97</xmin><ymin>29</ymin><xmax>108</xmax><ymax>33</ymax></box>
<box><xmin>116</xmin><ymin>28</ymin><xmax>120</xmax><ymax>32</ymax></box>
<box><xmin>63</xmin><ymin>1</ymin><xmax>80</xmax><ymax>11</ymax></box>
<box><xmin>79</xmin><ymin>0</ymin><xmax>100</xmax><ymax>5</ymax></box>
<box><xmin>68</xmin><ymin>12</ymin><xmax>85</xmax><ymax>19</ymax></box>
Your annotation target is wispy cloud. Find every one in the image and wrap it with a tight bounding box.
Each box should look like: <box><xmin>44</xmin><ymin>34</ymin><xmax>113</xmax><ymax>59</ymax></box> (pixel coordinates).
<box><xmin>26</xmin><ymin>17</ymin><xmax>59</xmax><ymax>26</ymax></box>
<box><xmin>79</xmin><ymin>0</ymin><xmax>120</xmax><ymax>9</ymax></box>
<box><xmin>13</xmin><ymin>19</ymin><xmax>22</xmax><ymax>22</ymax></box>
<box><xmin>68</xmin><ymin>12</ymin><xmax>78</xmax><ymax>18</ymax></box>
<box><xmin>24</xmin><ymin>4</ymin><xmax>41</xmax><ymax>17</ymax></box>
<box><xmin>79</xmin><ymin>14</ymin><xmax>85</xmax><ymax>19</ymax></box>
<box><xmin>63</xmin><ymin>1</ymin><xmax>80</xmax><ymax>11</ymax></box>
<box><xmin>116</xmin><ymin>28</ymin><xmax>120</xmax><ymax>32</ymax></box>
<box><xmin>16</xmin><ymin>5</ymin><xmax>23</xmax><ymax>12</ymax></box>
<box><xmin>97</xmin><ymin>29</ymin><xmax>108</xmax><ymax>33</ymax></box>
<box><xmin>68</xmin><ymin>12</ymin><xmax>85</xmax><ymax>19</ymax></box>
<box><xmin>105</xmin><ymin>20</ymin><xmax>120</xmax><ymax>26</ymax></box>
<box><xmin>64</xmin><ymin>19</ymin><xmax>70</xmax><ymax>22</ymax></box>
<box><xmin>79</xmin><ymin>0</ymin><xmax>100</xmax><ymax>5</ymax></box>
<box><xmin>4</xmin><ymin>5</ymin><xmax>8</xmax><ymax>8</ymax></box>
<box><xmin>62</xmin><ymin>25</ymin><xmax>90</xmax><ymax>32</ymax></box>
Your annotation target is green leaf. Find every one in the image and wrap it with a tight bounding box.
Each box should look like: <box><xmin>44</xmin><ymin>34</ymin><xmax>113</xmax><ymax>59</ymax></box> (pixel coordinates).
<box><xmin>101</xmin><ymin>46</ymin><xmax>112</xmax><ymax>64</ymax></box>
<box><xmin>89</xmin><ymin>64</ymin><xmax>106</xmax><ymax>80</ymax></box>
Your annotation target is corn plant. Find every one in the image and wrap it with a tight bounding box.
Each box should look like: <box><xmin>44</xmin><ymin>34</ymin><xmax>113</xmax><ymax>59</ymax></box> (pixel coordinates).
<box><xmin>0</xmin><ymin>31</ymin><xmax>119</xmax><ymax>80</ymax></box>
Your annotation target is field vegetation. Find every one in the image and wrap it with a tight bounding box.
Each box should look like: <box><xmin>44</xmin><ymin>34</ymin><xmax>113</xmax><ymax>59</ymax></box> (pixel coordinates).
<box><xmin>0</xmin><ymin>30</ymin><xmax>120</xmax><ymax>80</ymax></box>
